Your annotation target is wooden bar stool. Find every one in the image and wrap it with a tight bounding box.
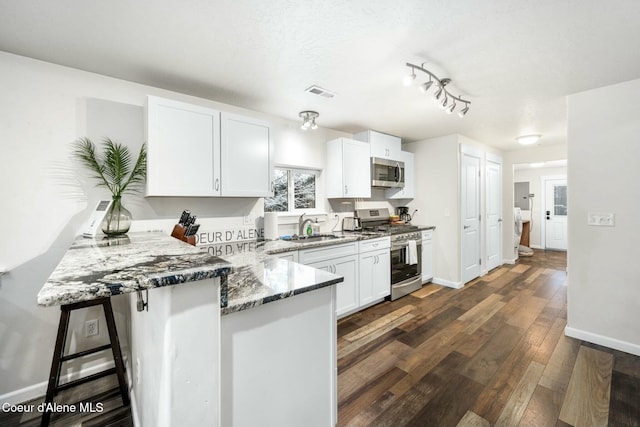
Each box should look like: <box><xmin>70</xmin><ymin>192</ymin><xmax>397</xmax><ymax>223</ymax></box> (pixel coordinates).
<box><xmin>41</xmin><ymin>297</ymin><xmax>129</xmax><ymax>426</ymax></box>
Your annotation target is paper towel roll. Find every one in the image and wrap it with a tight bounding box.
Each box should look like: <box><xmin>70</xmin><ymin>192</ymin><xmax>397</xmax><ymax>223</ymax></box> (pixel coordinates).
<box><xmin>264</xmin><ymin>212</ymin><xmax>278</xmax><ymax>240</ymax></box>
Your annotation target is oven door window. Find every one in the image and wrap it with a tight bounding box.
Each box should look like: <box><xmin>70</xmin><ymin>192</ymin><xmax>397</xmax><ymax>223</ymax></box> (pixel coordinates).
<box><xmin>391</xmin><ymin>244</ymin><xmax>421</xmax><ymax>284</ymax></box>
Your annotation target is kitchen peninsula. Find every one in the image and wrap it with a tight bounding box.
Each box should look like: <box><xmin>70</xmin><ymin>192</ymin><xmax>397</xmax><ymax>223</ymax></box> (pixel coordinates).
<box><xmin>38</xmin><ymin>232</ymin><xmax>343</xmax><ymax>427</ymax></box>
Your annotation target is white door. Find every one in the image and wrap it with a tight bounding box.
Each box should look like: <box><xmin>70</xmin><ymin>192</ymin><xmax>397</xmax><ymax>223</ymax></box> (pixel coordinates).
<box><xmin>544</xmin><ymin>179</ymin><xmax>568</xmax><ymax>250</ymax></box>
<box><xmin>461</xmin><ymin>148</ymin><xmax>481</xmax><ymax>283</ymax></box>
<box><xmin>486</xmin><ymin>157</ymin><xmax>503</xmax><ymax>271</ymax></box>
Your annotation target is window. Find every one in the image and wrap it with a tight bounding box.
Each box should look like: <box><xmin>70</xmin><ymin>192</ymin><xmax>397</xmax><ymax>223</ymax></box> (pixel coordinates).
<box><xmin>265</xmin><ymin>167</ymin><xmax>319</xmax><ymax>213</ymax></box>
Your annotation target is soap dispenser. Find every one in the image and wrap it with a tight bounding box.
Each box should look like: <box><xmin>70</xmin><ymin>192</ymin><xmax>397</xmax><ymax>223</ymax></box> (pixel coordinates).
<box><xmin>312</xmin><ymin>218</ymin><xmax>321</xmax><ymax>236</ymax></box>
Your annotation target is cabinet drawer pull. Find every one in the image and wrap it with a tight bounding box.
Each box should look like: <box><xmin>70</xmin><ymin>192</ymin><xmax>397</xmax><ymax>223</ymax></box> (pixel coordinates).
<box><xmin>215</xmin><ymin>178</ymin><xmax>220</xmax><ymax>191</ymax></box>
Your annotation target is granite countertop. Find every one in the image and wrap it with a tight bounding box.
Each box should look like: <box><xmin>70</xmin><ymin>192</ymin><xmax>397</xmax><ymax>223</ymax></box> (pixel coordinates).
<box><xmin>37</xmin><ymin>233</ymin><xmax>232</xmax><ymax>307</ymax></box>
<box><xmin>38</xmin><ymin>225</ymin><xmax>435</xmax><ymax>314</ymax></box>
<box><xmin>203</xmin><ymin>240</ymin><xmax>343</xmax><ymax>315</ymax></box>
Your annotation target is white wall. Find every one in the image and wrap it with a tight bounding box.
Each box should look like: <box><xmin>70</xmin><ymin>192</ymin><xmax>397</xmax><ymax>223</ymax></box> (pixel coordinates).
<box><xmin>502</xmin><ymin>145</ymin><xmax>567</xmax><ymax>262</ymax></box>
<box><xmin>404</xmin><ymin>134</ymin><xmax>501</xmax><ymax>286</ymax></box>
<box><xmin>0</xmin><ymin>51</ymin><xmax>348</xmax><ymax>402</ymax></box>
<box><xmin>513</xmin><ymin>166</ymin><xmax>567</xmax><ymax>248</ymax></box>
<box><xmin>565</xmin><ymin>78</ymin><xmax>640</xmax><ymax>355</ymax></box>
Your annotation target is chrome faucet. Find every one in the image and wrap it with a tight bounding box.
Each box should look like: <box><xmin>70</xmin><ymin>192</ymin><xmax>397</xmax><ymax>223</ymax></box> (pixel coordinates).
<box><xmin>299</xmin><ymin>213</ymin><xmax>314</xmax><ymax>236</ymax></box>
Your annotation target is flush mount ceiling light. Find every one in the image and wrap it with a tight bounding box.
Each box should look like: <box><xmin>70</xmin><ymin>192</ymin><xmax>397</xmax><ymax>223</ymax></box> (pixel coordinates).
<box><xmin>404</xmin><ymin>62</ymin><xmax>471</xmax><ymax>117</ymax></box>
<box><xmin>516</xmin><ymin>134</ymin><xmax>541</xmax><ymax>145</ymax></box>
<box><xmin>299</xmin><ymin>111</ymin><xmax>319</xmax><ymax>130</ymax></box>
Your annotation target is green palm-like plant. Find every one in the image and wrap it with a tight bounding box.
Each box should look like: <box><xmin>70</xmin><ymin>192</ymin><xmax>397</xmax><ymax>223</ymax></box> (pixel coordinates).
<box><xmin>72</xmin><ymin>137</ymin><xmax>147</xmax><ymax>235</ymax></box>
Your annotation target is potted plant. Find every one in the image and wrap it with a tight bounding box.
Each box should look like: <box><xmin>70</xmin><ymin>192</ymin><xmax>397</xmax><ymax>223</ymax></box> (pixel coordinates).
<box><xmin>72</xmin><ymin>137</ymin><xmax>147</xmax><ymax>236</ymax></box>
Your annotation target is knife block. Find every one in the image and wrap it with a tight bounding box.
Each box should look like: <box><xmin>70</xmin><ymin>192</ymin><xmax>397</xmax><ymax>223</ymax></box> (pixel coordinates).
<box><xmin>170</xmin><ymin>224</ymin><xmax>196</xmax><ymax>246</ymax></box>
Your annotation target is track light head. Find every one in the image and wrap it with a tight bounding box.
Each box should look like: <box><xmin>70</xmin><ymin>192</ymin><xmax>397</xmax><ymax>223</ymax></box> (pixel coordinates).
<box><xmin>458</xmin><ymin>104</ymin><xmax>470</xmax><ymax>117</ymax></box>
<box><xmin>420</xmin><ymin>79</ymin><xmax>434</xmax><ymax>93</ymax></box>
<box><xmin>403</xmin><ymin>67</ymin><xmax>416</xmax><ymax>86</ymax></box>
<box><xmin>447</xmin><ymin>100</ymin><xmax>456</xmax><ymax>114</ymax></box>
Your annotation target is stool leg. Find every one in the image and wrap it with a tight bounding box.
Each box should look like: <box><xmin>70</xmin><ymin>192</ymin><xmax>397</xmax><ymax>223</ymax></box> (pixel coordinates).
<box><xmin>41</xmin><ymin>307</ymin><xmax>71</xmax><ymax>427</ymax></box>
<box><xmin>102</xmin><ymin>299</ymin><xmax>130</xmax><ymax>406</ymax></box>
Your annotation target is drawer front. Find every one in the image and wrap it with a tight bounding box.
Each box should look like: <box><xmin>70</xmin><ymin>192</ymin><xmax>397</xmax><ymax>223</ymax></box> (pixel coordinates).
<box><xmin>421</xmin><ymin>230</ymin><xmax>433</xmax><ymax>241</ymax></box>
<box><xmin>299</xmin><ymin>242</ymin><xmax>358</xmax><ymax>265</ymax></box>
<box><xmin>358</xmin><ymin>237</ymin><xmax>391</xmax><ymax>253</ymax></box>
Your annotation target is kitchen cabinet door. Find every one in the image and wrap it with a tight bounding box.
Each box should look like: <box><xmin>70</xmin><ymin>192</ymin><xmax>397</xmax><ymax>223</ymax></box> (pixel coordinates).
<box><xmin>386</xmin><ymin>151</ymin><xmax>415</xmax><ymax>199</ymax></box>
<box><xmin>220</xmin><ymin>113</ymin><xmax>272</xmax><ymax>197</ymax></box>
<box><xmin>354</xmin><ymin>130</ymin><xmax>401</xmax><ymax>159</ymax></box>
<box><xmin>326</xmin><ymin>138</ymin><xmax>371</xmax><ymax>198</ymax></box>
<box><xmin>422</xmin><ymin>232</ymin><xmax>434</xmax><ymax>283</ymax></box>
<box><xmin>146</xmin><ymin>96</ymin><xmax>221</xmax><ymax>196</ymax></box>
<box><xmin>373</xmin><ymin>250</ymin><xmax>391</xmax><ymax>299</ymax></box>
<box><xmin>308</xmin><ymin>255</ymin><xmax>358</xmax><ymax>318</ymax></box>
<box><xmin>358</xmin><ymin>249</ymin><xmax>390</xmax><ymax>306</ymax></box>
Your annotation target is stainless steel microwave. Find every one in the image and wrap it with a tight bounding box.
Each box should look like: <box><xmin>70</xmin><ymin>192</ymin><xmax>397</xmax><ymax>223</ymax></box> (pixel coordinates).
<box><xmin>371</xmin><ymin>157</ymin><xmax>405</xmax><ymax>188</ymax></box>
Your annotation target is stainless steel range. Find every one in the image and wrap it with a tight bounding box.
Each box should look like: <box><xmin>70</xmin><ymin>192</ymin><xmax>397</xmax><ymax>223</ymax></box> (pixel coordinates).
<box><xmin>356</xmin><ymin>208</ymin><xmax>423</xmax><ymax>300</ymax></box>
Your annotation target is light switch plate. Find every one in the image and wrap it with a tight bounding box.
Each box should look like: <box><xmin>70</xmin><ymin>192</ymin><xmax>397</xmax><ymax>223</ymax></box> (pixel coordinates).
<box><xmin>587</xmin><ymin>212</ymin><xmax>615</xmax><ymax>226</ymax></box>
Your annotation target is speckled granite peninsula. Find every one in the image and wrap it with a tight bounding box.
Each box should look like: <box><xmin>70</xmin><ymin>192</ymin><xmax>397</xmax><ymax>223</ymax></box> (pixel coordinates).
<box><xmin>37</xmin><ymin>232</ymin><xmax>232</xmax><ymax>306</ymax></box>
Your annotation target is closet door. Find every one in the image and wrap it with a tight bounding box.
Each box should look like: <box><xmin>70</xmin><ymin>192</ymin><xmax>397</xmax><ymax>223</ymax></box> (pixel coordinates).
<box><xmin>461</xmin><ymin>146</ymin><xmax>481</xmax><ymax>283</ymax></box>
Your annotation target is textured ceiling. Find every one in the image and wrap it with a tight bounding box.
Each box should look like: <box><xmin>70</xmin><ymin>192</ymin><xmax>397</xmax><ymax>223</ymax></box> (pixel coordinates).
<box><xmin>1</xmin><ymin>0</ymin><xmax>640</xmax><ymax>151</ymax></box>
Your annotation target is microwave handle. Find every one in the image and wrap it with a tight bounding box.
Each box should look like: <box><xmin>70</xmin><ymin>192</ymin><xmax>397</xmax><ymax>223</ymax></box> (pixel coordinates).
<box><xmin>395</xmin><ymin>162</ymin><xmax>402</xmax><ymax>183</ymax></box>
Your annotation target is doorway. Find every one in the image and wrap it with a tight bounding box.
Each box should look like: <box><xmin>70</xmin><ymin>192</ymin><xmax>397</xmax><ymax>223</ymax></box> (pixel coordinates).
<box><xmin>542</xmin><ymin>177</ymin><xmax>568</xmax><ymax>250</ymax></box>
<box><xmin>512</xmin><ymin>161</ymin><xmax>567</xmax><ymax>254</ymax></box>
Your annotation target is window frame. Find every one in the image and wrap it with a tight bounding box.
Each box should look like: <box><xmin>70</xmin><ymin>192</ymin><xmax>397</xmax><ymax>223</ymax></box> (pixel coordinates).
<box><xmin>265</xmin><ymin>166</ymin><xmax>323</xmax><ymax>216</ymax></box>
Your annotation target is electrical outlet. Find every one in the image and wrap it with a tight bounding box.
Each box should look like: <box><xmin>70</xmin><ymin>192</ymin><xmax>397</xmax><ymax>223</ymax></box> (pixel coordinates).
<box><xmin>243</xmin><ymin>214</ymin><xmax>255</xmax><ymax>225</ymax></box>
<box><xmin>85</xmin><ymin>319</ymin><xmax>98</xmax><ymax>337</ymax></box>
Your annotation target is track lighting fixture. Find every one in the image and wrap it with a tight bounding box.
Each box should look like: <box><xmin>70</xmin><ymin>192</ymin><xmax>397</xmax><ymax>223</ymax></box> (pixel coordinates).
<box><xmin>404</xmin><ymin>62</ymin><xmax>471</xmax><ymax>117</ymax></box>
<box><xmin>299</xmin><ymin>111</ymin><xmax>319</xmax><ymax>130</ymax></box>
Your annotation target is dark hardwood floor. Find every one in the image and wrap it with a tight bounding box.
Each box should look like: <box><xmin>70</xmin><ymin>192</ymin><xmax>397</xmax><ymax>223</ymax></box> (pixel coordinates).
<box><xmin>0</xmin><ymin>374</ymin><xmax>132</xmax><ymax>426</ymax></box>
<box><xmin>337</xmin><ymin>250</ymin><xmax>640</xmax><ymax>427</ymax></box>
<box><xmin>5</xmin><ymin>249</ymin><xmax>639</xmax><ymax>426</ymax></box>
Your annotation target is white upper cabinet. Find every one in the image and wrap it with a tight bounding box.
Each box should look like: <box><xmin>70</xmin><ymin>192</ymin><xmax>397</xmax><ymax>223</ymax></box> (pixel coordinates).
<box><xmin>354</xmin><ymin>130</ymin><xmax>402</xmax><ymax>159</ymax></box>
<box><xmin>146</xmin><ymin>96</ymin><xmax>221</xmax><ymax>197</ymax></box>
<box><xmin>146</xmin><ymin>96</ymin><xmax>272</xmax><ymax>197</ymax></box>
<box><xmin>386</xmin><ymin>150</ymin><xmax>415</xmax><ymax>199</ymax></box>
<box><xmin>326</xmin><ymin>138</ymin><xmax>371</xmax><ymax>198</ymax></box>
<box><xmin>220</xmin><ymin>113</ymin><xmax>272</xmax><ymax>197</ymax></box>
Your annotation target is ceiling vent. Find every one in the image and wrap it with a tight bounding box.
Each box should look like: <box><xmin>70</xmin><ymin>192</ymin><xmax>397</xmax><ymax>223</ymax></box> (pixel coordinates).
<box><xmin>305</xmin><ymin>85</ymin><xmax>336</xmax><ymax>98</ymax></box>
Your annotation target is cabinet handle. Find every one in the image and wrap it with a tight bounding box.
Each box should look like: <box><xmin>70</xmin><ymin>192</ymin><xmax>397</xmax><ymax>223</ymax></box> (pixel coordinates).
<box><xmin>215</xmin><ymin>178</ymin><xmax>220</xmax><ymax>191</ymax></box>
<box><xmin>271</xmin><ymin>181</ymin><xmax>275</xmax><ymax>193</ymax></box>
<box><xmin>344</xmin><ymin>185</ymin><xmax>348</xmax><ymax>195</ymax></box>
<box><xmin>464</xmin><ymin>225</ymin><xmax>470</xmax><ymax>229</ymax></box>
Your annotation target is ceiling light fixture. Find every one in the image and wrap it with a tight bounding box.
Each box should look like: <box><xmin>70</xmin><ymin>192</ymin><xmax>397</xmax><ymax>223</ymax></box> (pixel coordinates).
<box><xmin>516</xmin><ymin>134</ymin><xmax>541</xmax><ymax>145</ymax></box>
<box><xmin>299</xmin><ymin>111</ymin><xmax>319</xmax><ymax>130</ymax></box>
<box><xmin>404</xmin><ymin>63</ymin><xmax>471</xmax><ymax>117</ymax></box>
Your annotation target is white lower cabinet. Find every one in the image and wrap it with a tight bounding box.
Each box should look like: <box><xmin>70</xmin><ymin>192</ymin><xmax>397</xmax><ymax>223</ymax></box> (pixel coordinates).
<box><xmin>308</xmin><ymin>256</ymin><xmax>359</xmax><ymax>317</ymax></box>
<box><xmin>299</xmin><ymin>242</ymin><xmax>359</xmax><ymax>318</ymax></box>
<box><xmin>358</xmin><ymin>237</ymin><xmax>391</xmax><ymax>306</ymax></box>
<box><xmin>299</xmin><ymin>239</ymin><xmax>391</xmax><ymax>318</ymax></box>
<box><xmin>422</xmin><ymin>230</ymin><xmax>434</xmax><ymax>283</ymax></box>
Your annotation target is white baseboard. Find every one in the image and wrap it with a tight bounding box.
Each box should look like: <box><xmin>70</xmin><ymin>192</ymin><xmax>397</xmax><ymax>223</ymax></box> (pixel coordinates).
<box><xmin>565</xmin><ymin>326</ymin><xmax>640</xmax><ymax>357</ymax></box>
<box><xmin>432</xmin><ymin>277</ymin><xmax>464</xmax><ymax>289</ymax></box>
<box><xmin>503</xmin><ymin>257</ymin><xmax>517</xmax><ymax>265</ymax></box>
<box><xmin>0</xmin><ymin>360</ymin><xmax>115</xmax><ymax>405</ymax></box>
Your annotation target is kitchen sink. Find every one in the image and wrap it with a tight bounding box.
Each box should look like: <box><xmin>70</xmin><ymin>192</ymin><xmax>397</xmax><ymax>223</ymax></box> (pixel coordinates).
<box><xmin>287</xmin><ymin>234</ymin><xmax>341</xmax><ymax>243</ymax></box>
